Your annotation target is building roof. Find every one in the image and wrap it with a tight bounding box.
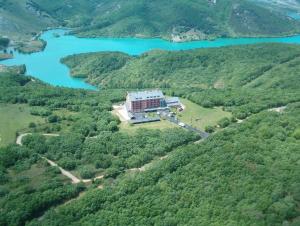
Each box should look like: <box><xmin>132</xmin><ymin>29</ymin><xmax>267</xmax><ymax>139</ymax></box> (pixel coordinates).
<box><xmin>166</xmin><ymin>97</ymin><xmax>180</xmax><ymax>104</ymax></box>
<box><xmin>127</xmin><ymin>90</ymin><xmax>164</xmax><ymax>101</ymax></box>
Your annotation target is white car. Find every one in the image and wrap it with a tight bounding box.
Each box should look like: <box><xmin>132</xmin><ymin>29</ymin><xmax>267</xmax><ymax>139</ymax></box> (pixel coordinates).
<box><xmin>179</xmin><ymin>122</ymin><xmax>185</xmax><ymax>127</ymax></box>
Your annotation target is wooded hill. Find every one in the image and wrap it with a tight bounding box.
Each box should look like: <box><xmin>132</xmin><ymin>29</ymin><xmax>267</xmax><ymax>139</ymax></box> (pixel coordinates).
<box><xmin>0</xmin><ymin>69</ymin><xmax>197</xmax><ymax>225</ymax></box>
<box><xmin>0</xmin><ymin>41</ymin><xmax>299</xmax><ymax>224</ymax></box>
<box><xmin>62</xmin><ymin>43</ymin><xmax>300</xmax><ymax>119</ymax></box>
<box><xmin>1</xmin><ymin>0</ymin><xmax>300</xmax><ymax>41</ymax></box>
<box><xmin>29</xmin><ymin>102</ymin><xmax>300</xmax><ymax>226</ymax></box>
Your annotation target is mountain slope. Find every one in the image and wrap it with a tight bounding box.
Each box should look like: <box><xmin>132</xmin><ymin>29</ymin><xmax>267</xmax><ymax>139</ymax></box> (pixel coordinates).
<box><xmin>62</xmin><ymin>43</ymin><xmax>300</xmax><ymax>118</ymax></box>
<box><xmin>0</xmin><ymin>0</ymin><xmax>57</xmax><ymax>40</ymax></box>
<box><xmin>1</xmin><ymin>0</ymin><xmax>299</xmax><ymax>42</ymax></box>
<box><xmin>29</xmin><ymin>104</ymin><xmax>300</xmax><ymax>225</ymax></box>
<box><xmin>74</xmin><ymin>0</ymin><xmax>300</xmax><ymax>40</ymax></box>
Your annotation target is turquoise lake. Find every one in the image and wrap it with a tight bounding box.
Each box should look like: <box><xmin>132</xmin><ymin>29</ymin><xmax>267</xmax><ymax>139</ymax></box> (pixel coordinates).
<box><xmin>3</xmin><ymin>29</ymin><xmax>300</xmax><ymax>90</ymax></box>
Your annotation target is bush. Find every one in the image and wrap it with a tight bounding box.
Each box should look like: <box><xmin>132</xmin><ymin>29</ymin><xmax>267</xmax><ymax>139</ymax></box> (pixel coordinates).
<box><xmin>105</xmin><ymin>167</ymin><xmax>121</xmax><ymax>179</ymax></box>
<box><xmin>79</xmin><ymin>166</ymin><xmax>95</xmax><ymax>179</ymax></box>
<box><xmin>45</xmin><ymin>166</ymin><xmax>61</xmax><ymax>176</ymax></box>
<box><xmin>0</xmin><ymin>186</ymin><xmax>9</xmax><ymax>197</ymax></box>
<box><xmin>30</xmin><ymin>107</ymin><xmax>51</xmax><ymax>116</ymax></box>
<box><xmin>205</xmin><ymin>126</ymin><xmax>215</xmax><ymax>133</ymax></box>
<box><xmin>29</xmin><ymin>122</ymin><xmax>36</xmax><ymax>128</ymax></box>
<box><xmin>292</xmin><ymin>128</ymin><xmax>300</xmax><ymax>140</ymax></box>
<box><xmin>59</xmin><ymin>158</ymin><xmax>77</xmax><ymax>170</ymax></box>
<box><xmin>0</xmin><ymin>172</ymin><xmax>9</xmax><ymax>185</ymax></box>
<box><xmin>202</xmin><ymin>100</ymin><xmax>214</xmax><ymax>108</ymax></box>
<box><xmin>48</xmin><ymin>115</ymin><xmax>60</xmax><ymax>123</ymax></box>
<box><xmin>0</xmin><ymin>37</ymin><xmax>9</xmax><ymax>48</ymax></box>
<box><xmin>95</xmin><ymin>159</ymin><xmax>112</xmax><ymax>169</ymax></box>
<box><xmin>218</xmin><ymin>117</ymin><xmax>231</xmax><ymax>128</ymax></box>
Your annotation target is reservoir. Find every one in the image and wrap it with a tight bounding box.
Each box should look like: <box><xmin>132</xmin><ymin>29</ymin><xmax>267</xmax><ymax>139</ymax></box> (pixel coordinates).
<box><xmin>2</xmin><ymin>29</ymin><xmax>300</xmax><ymax>90</ymax></box>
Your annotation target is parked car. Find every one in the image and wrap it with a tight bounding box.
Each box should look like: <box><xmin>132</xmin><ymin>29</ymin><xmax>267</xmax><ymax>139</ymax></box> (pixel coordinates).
<box><xmin>179</xmin><ymin>122</ymin><xmax>185</xmax><ymax>127</ymax></box>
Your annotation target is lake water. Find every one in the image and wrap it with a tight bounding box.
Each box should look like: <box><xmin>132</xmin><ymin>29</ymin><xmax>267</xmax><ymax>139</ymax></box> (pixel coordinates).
<box><xmin>288</xmin><ymin>12</ymin><xmax>300</xmax><ymax>20</ymax></box>
<box><xmin>2</xmin><ymin>29</ymin><xmax>300</xmax><ymax>90</ymax></box>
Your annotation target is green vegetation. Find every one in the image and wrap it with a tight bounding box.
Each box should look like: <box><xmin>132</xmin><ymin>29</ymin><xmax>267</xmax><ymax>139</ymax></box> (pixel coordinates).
<box><xmin>73</xmin><ymin>0</ymin><xmax>300</xmax><ymax>40</ymax></box>
<box><xmin>0</xmin><ymin>104</ymin><xmax>43</xmax><ymax>147</ymax></box>
<box><xmin>1</xmin><ymin>39</ymin><xmax>300</xmax><ymax>224</ymax></box>
<box><xmin>0</xmin><ymin>146</ymin><xmax>84</xmax><ymax>226</ymax></box>
<box><xmin>29</xmin><ymin>102</ymin><xmax>300</xmax><ymax>226</ymax></box>
<box><xmin>118</xmin><ymin>120</ymin><xmax>177</xmax><ymax>134</ymax></box>
<box><xmin>1</xmin><ymin>0</ymin><xmax>300</xmax><ymax>43</ymax></box>
<box><xmin>1</xmin><ymin>1</ymin><xmax>300</xmax><ymax>225</ymax></box>
<box><xmin>177</xmin><ymin>98</ymin><xmax>232</xmax><ymax>130</ymax></box>
<box><xmin>0</xmin><ymin>68</ymin><xmax>198</xmax><ymax>225</ymax></box>
<box><xmin>62</xmin><ymin>43</ymin><xmax>300</xmax><ymax>120</ymax></box>
<box><xmin>22</xmin><ymin>128</ymin><xmax>197</xmax><ymax>179</ymax></box>
<box><xmin>18</xmin><ymin>39</ymin><xmax>47</xmax><ymax>54</ymax></box>
<box><xmin>62</xmin><ymin>52</ymin><xmax>131</xmax><ymax>79</ymax></box>
<box><xmin>0</xmin><ymin>37</ymin><xmax>9</xmax><ymax>49</ymax></box>
<box><xmin>0</xmin><ymin>0</ymin><xmax>56</xmax><ymax>40</ymax></box>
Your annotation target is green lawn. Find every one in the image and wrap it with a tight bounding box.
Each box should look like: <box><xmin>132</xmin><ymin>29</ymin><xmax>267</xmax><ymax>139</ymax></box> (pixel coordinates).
<box><xmin>118</xmin><ymin>98</ymin><xmax>231</xmax><ymax>133</ymax></box>
<box><xmin>177</xmin><ymin>98</ymin><xmax>232</xmax><ymax>130</ymax></box>
<box><xmin>119</xmin><ymin>119</ymin><xmax>177</xmax><ymax>134</ymax></box>
<box><xmin>0</xmin><ymin>104</ymin><xmax>44</xmax><ymax>147</ymax></box>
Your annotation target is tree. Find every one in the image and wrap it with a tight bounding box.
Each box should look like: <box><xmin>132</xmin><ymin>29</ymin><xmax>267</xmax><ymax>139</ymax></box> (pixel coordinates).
<box><xmin>205</xmin><ymin>125</ymin><xmax>215</xmax><ymax>133</ymax></box>
<box><xmin>79</xmin><ymin>166</ymin><xmax>95</xmax><ymax>179</ymax></box>
<box><xmin>218</xmin><ymin>117</ymin><xmax>231</xmax><ymax>128</ymax></box>
<box><xmin>29</xmin><ymin>122</ymin><xmax>36</xmax><ymax>128</ymax></box>
<box><xmin>48</xmin><ymin>115</ymin><xmax>60</xmax><ymax>123</ymax></box>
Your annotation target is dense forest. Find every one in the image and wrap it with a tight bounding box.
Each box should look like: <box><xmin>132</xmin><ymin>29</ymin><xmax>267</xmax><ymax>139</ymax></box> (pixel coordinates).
<box><xmin>1</xmin><ymin>40</ymin><xmax>300</xmax><ymax>225</ymax></box>
<box><xmin>0</xmin><ymin>68</ymin><xmax>197</xmax><ymax>226</ymax></box>
<box><xmin>28</xmin><ymin>103</ymin><xmax>300</xmax><ymax>226</ymax></box>
<box><xmin>1</xmin><ymin>0</ymin><xmax>300</xmax><ymax>225</ymax></box>
<box><xmin>62</xmin><ymin>43</ymin><xmax>300</xmax><ymax>119</ymax></box>
<box><xmin>1</xmin><ymin>0</ymin><xmax>299</xmax><ymax>41</ymax></box>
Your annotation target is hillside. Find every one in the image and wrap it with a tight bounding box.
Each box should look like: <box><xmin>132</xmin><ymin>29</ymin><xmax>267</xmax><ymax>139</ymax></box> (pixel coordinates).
<box><xmin>1</xmin><ymin>42</ymin><xmax>300</xmax><ymax>224</ymax></box>
<box><xmin>62</xmin><ymin>43</ymin><xmax>300</xmax><ymax>118</ymax></box>
<box><xmin>0</xmin><ymin>71</ymin><xmax>298</xmax><ymax>225</ymax></box>
<box><xmin>1</xmin><ymin>0</ymin><xmax>300</xmax><ymax>42</ymax></box>
<box><xmin>73</xmin><ymin>0</ymin><xmax>300</xmax><ymax>40</ymax></box>
<box><xmin>29</xmin><ymin>102</ymin><xmax>300</xmax><ymax>226</ymax></box>
<box><xmin>0</xmin><ymin>68</ymin><xmax>198</xmax><ymax>225</ymax></box>
<box><xmin>0</xmin><ymin>0</ymin><xmax>57</xmax><ymax>40</ymax></box>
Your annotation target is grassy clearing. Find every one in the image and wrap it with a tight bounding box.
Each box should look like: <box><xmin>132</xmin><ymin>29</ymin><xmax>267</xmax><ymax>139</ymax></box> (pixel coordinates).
<box><xmin>118</xmin><ymin>98</ymin><xmax>231</xmax><ymax>133</ymax></box>
<box><xmin>119</xmin><ymin>120</ymin><xmax>177</xmax><ymax>134</ymax></box>
<box><xmin>177</xmin><ymin>98</ymin><xmax>232</xmax><ymax>130</ymax></box>
<box><xmin>7</xmin><ymin>161</ymin><xmax>68</xmax><ymax>188</ymax></box>
<box><xmin>0</xmin><ymin>104</ymin><xmax>44</xmax><ymax>147</ymax></box>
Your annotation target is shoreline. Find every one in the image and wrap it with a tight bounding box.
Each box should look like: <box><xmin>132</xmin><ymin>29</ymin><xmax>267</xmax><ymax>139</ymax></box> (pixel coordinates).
<box><xmin>8</xmin><ymin>26</ymin><xmax>300</xmax><ymax>51</ymax></box>
<box><xmin>3</xmin><ymin>28</ymin><xmax>300</xmax><ymax>91</ymax></box>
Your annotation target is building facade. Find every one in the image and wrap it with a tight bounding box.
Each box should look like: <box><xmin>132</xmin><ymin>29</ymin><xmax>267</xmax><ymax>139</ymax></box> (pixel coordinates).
<box><xmin>126</xmin><ymin>90</ymin><xmax>167</xmax><ymax>113</ymax></box>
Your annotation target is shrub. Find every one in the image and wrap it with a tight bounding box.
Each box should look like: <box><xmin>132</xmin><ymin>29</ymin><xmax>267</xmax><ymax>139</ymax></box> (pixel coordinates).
<box><xmin>59</xmin><ymin>158</ymin><xmax>77</xmax><ymax>170</ymax></box>
<box><xmin>292</xmin><ymin>128</ymin><xmax>300</xmax><ymax>140</ymax></box>
<box><xmin>205</xmin><ymin>126</ymin><xmax>215</xmax><ymax>133</ymax></box>
<box><xmin>105</xmin><ymin>167</ymin><xmax>121</xmax><ymax>179</ymax></box>
<box><xmin>0</xmin><ymin>186</ymin><xmax>9</xmax><ymax>197</ymax></box>
<box><xmin>95</xmin><ymin>159</ymin><xmax>112</xmax><ymax>169</ymax></box>
<box><xmin>218</xmin><ymin>117</ymin><xmax>231</xmax><ymax>128</ymax></box>
<box><xmin>29</xmin><ymin>122</ymin><xmax>36</xmax><ymax>128</ymax></box>
<box><xmin>48</xmin><ymin>115</ymin><xmax>60</xmax><ymax>123</ymax></box>
<box><xmin>79</xmin><ymin>166</ymin><xmax>95</xmax><ymax>179</ymax></box>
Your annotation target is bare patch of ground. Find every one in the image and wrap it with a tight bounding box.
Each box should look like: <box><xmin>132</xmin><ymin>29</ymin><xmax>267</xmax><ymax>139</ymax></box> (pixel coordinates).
<box><xmin>112</xmin><ymin>104</ymin><xmax>130</xmax><ymax>122</ymax></box>
<box><xmin>268</xmin><ymin>106</ymin><xmax>287</xmax><ymax>113</ymax></box>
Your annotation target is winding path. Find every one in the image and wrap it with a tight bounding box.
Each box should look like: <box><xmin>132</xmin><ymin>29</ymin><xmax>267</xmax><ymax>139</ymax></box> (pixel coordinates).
<box><xmin>16</xmin><ymin>133</ymin><xmax>103</xmax><ymax>184</ymax></box>
<box><xmin>42</xmin><ymin>157</ymin><xmax>81</xmax><ymax>184</ymax></box>
<box><xmin>16</xmin><ymin>133</ymin><xmax>60</xmax><ymax>145</ymax></box>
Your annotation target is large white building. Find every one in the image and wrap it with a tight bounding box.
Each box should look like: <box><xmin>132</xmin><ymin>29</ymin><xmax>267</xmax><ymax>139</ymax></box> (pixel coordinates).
<box><xmin>126</xmin><ymin>90</ymin><xmax>168</xmax><ymax>113</ymax></box>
